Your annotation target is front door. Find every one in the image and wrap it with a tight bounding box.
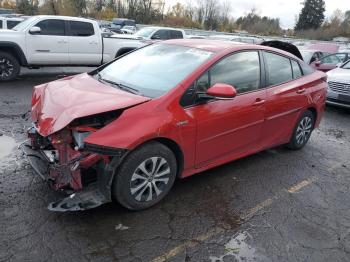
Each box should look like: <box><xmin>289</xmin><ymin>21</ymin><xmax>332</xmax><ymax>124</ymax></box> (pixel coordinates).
<box><xmin>184</xmin><ymin>51</ymin><xmax>266</xmax><ymax>167</ymax></box>
<box><xmin>26</xmin><ymin>19</ymin><xmax>69</xmax><ymax>64</ymax></box>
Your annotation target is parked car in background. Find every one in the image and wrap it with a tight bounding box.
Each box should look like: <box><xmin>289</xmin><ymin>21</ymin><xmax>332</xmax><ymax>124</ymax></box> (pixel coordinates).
<box><xmin>306</xmin><ymin>43</ymin><xmax>339</xmax><ymax>54</ymax></box>
<box><xmin>112</xmin><ymin>18</ymin><xmax>136</xmax><ymax>29</ymax></box>
<box><xmin>121</xmin><ymin>25</ymin><xmax>136</xmax><ymax>34</ymax></box>
<box><xmin>0</xmin><ymin>15</ymin><xmax>147</xmax><ymax>81</ymax></box>
<box><xmin>326</xmin><ymin>60</ymin><xmax>350</xmax><ymax>108</ymax></box>
<box><xmin>22</xmin><ymin>39</ymin><xmax>327</xmax><ymax>211</ymax></box>
<box><xmin>0</xmin><ymin>16</ymin><xmax>24</xmax><ymax>29</ymax></box>
<box><xmin>300</xmin><ymin>49</ymin><xmax>329</xmax><ymax>64</ymax></box>
<box><xmin>98</xmin><ymin>20</ymin><xmax>123</xmax><ymax>34</ymax></box>
<box><xmin>134</xmin><ymin>26</ymin><xmax>185</xmax><ymax>40</ymax></box>
<box><xmin>310</xmin><ymin>52</ymin><xmax>350</xmax><ymax>72</ymax></box>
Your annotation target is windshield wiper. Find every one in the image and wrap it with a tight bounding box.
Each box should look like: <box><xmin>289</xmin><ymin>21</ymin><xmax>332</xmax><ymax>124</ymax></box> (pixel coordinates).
<box><xmin>96</xmin><ymin>74</ymin><xmax>142</xmax><ymax>96</ymax></box>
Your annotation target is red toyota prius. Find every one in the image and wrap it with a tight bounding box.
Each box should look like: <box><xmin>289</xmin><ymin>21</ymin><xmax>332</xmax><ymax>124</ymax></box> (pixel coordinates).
<box><xmin>23</xmin><ymin>39</ymin><xmax>327</xmax><ymax>211</ymax></box>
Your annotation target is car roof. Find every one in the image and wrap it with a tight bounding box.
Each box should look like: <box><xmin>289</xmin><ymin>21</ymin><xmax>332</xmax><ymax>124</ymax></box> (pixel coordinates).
<box><xmin>163</xmin><ymin>39</ymin><xmax>246</xmax><ymax>52</ymax></box>
<box><xmin>162</xmin><ymin>39</ymin><xmax>302</xmax><ymax>60</ymax></box>
<box><xmin>32</xmin><ymin>15</ymin><xmax>96</xmax><ymax>23</ymax></box>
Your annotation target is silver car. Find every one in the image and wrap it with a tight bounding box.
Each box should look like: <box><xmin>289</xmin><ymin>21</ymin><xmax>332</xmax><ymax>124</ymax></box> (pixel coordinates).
<box><xmin>326</xmin><ymin>60</ymin><xmax>350</xmax><ymax>108</ymax></box>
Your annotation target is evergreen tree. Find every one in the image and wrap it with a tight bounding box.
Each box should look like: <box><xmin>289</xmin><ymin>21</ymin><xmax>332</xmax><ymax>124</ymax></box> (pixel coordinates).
<box><xmin>295</xmin><ymin>0</ymin><xmax>325</xmax><ymax>30</ymax></box>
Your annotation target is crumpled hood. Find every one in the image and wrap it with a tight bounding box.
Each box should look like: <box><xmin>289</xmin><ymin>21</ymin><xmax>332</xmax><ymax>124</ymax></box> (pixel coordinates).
<box><xmin>31</xmin><ymin>73</ymin><xmax>151</xmax><ymax>137</ymax></box>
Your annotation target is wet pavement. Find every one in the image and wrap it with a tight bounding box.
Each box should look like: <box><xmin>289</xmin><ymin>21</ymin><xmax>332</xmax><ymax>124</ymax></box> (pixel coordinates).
<box><xmin>0</xmin><ymin>68</ymin><xmax>350</xmax><ymax>262</ymax></box>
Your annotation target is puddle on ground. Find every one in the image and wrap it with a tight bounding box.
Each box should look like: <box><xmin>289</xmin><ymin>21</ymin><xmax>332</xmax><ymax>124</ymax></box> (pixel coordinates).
<box><xmin>210</xmin><ymin>231</ymin><xmax>257</xmax><ymax>262</ymax></box>
<box><xmin>0</xmin><ymin>134</ymin><xmax>16</xmax><ymax>159</ymax></box>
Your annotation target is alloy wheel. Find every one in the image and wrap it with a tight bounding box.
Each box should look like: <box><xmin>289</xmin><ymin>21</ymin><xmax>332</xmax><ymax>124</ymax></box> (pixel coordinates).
<box><xmin>0</xmin><ymin>58</ymin><xmax>14</xmax><ymax>79</ymax></box>
<box><xmin>130</xmin><ymin>157</ymin><xmax>171</xmax><ymax>202</ymax></box>
<box><xmin>296</xmin><ymin>116</ymin><xmax>313</xmax><ymax>145</ymax></box>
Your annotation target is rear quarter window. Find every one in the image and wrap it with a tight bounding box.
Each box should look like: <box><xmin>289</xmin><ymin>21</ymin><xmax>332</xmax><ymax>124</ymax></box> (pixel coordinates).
<box><xmin>0</xmin><ymin>20</ymin><xmax>3</xmax><ymax>29</ymax></box>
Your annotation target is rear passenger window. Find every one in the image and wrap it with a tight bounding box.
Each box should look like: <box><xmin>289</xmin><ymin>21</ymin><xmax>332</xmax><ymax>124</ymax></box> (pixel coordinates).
<box><xmin>7</xmin><ymin>20</ymin><xmax>21</xmax><ymax>29</ymax></box>
<box><xmin>35</xmin><ymin>19</ymin><xmax>65</xmax><ymax>36</ymax></box>
<box><xmin>170</xmin><ymin>30</ymin><xmax>183</xmax><ymax>39</ymax></box>
<box><xmin>68</xmin><ymin>21</ymin><xmax>94</xmax><ymax>36</ymax></box>
<box><xmin>265</xmin><ymin>52</ymin><xmax>293</xmax><ymax>86</ymax></box>
<box><xmin>291</xmin><ymin>60</ymin><xmax>302</xmax><ymax>79</ymax></box>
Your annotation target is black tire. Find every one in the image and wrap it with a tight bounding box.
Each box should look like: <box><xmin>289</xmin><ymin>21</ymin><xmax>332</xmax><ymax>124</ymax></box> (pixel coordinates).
<box><xmin>113</xmin><ymin>141</ymin><xmax>177</xmax><ymax>210</ymax></box>
<box><xmin>287</xmin><ymin>110</ymin><xmax>315</xmax><ymax>150</ymax></box>
<box><xmin>0</xmin><ymin>51</ymin><xmax>20</xmax><ymax>82</ymax></box>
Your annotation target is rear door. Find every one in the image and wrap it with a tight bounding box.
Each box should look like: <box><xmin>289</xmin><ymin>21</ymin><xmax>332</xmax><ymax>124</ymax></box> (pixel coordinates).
<box><xmin>169</xmin><ymin>30</ymin><xmax>183</xmax><ymax>39</ymax></box>
<box><xmin>262</xmin><ymin>51</ymin><xmax>308</xmax><ymax>147</ymax></box>
<box><xmin>67</xmin><ymin>20</ymin><xmax>102</xmax><ymax>65</ymax></box>
<box><xmin>26</xmin><ymin>19</ymin><xmax>69</xmax><ymax>64</ymax></box>
<box><xmin>184</xmin><ymin>51</ymin><xmax>266</xmax><ymax>167</ymax></box>
<box><xmin>314</xmin><ymin>54</ymin><xmax>342</xmax><ymax>72</ymax></box>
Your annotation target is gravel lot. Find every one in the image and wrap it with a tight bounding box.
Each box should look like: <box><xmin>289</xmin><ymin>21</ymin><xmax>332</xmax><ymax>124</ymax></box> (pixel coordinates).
<box><xmin>0</xmin><ymin>67</ymin><xmax>350</xmax><ymax>262</ymax></box>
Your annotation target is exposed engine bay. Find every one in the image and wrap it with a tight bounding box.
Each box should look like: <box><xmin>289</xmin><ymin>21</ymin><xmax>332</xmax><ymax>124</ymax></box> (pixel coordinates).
<box><xmin>22</xmin><ymin>110</ymin><xmax>126</xmax><ymax>212</ymax></box>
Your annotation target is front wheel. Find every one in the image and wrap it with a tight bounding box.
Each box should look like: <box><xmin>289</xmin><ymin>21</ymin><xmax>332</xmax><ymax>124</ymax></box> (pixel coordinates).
<box><xmin>0</xmin><ymin>51</ymin><xmax>20</xmax><ymax>82</ymax></box>
<box><xmin>287</xmin><ymin>110</ymin><xmax>315</xmax><ymax>150</ymax></box>
<box><xmin>113</xmin><ymin>141</ymin><xmax>177</xmax><ymax>210</ymax></box>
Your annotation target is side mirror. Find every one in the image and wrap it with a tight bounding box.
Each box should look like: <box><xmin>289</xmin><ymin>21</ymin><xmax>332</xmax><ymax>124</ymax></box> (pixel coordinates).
<box><xmin>314</xmin><ymin>60</ymin><xmax>321</xmax><ymax>67</ymax></box>
<box><xmin>29</xmin><ymin>26</ymin><xmax>41</xmax><ymax>34</ymax></box>
<box><xmin>205</xmin><ymin>83</ymin><xmax>237</xmax><ymax>99</ymax></box>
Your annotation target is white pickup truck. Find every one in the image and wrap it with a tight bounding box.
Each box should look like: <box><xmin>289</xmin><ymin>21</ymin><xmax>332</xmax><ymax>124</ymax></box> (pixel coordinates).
<box><xmin>0</xmin><ymin>15</ymin><xmax>147</xmax><ymax>81</ymax></box>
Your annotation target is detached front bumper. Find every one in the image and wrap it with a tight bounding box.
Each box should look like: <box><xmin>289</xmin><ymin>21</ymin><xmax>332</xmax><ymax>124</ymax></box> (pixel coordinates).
<box><xmin>21</xmin><ymin>137</ymin><xmax>118</xmax><ymax>212</ymax></box>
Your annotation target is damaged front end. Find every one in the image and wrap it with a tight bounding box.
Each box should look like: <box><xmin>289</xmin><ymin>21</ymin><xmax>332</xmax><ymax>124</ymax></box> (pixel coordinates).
<box><xmin>22</xmin><ymin>112</ymin><xmax>127</xmax><ymax>212</ymax></box>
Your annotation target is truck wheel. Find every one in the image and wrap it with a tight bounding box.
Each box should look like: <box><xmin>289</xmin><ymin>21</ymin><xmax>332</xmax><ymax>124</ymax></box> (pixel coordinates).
<box><xmin>0</xmin><ymin>51</ymin><xmax>20</xmax><ymax>82</ymax></box>
<box><xmin>113</xmin><ymin>141</ymin><xmax>177</xmax><ymax>211</ymax></box>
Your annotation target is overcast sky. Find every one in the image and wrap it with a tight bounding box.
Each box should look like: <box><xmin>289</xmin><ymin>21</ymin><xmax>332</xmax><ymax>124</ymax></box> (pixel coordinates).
<box><xmin>165</xmin><ymin>0</ymin><xmax>350</xmax><ymax>29</ymax></box>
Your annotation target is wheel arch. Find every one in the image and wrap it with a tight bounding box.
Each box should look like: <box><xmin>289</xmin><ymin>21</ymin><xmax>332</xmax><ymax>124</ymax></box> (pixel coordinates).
<box><xmin>0</xmin><ymin>42</ymin><xmax>27</xmax><ymax>66</ymax></box>
<box><xmin>306</xmin><ymin>107</ymin><xmax>317</xmax><ymax>124</ymax></box>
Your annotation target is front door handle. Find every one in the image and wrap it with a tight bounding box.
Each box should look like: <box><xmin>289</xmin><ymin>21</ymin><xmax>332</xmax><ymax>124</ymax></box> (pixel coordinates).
<box><xmin>253</xmin><ymin>98</ymin><xmax>266</xmax><ymax>106</ymax></box>
<box><xmin>297</xmin><ymin>88</ymin><xmax>306</xmax><ymax>94</ymax></box>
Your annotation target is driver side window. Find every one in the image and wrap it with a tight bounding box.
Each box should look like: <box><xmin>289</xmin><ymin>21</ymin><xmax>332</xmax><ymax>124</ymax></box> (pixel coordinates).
<box><xmin>180</xmin><ymin>51</ymin><xmax>261</xmax><ymax>107</ymax></box>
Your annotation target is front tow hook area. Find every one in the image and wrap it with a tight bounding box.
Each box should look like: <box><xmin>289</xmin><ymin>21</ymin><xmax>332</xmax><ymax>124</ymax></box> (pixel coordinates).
<box><xmin>48</xmin><ymin>184</ymin><xmax>110</xmax><ymax>212</ymax></box>
<box><xmin>20</xmin><ymin>142</ymin><xmax>49</xmax><ymax>180</ymax></box>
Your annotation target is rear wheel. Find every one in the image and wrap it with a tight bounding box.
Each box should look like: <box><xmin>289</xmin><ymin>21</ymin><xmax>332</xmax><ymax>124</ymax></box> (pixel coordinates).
<box><xmin>113</xmin><ymin>141</ymin><xmax>177</xmax><ymax>210</ymax></box>
<box><xmin>0</xmin><ymin>51</ymin><xmax>20</xmax><ymax>82</ymax></box>
<box><xmin>287</xmin><ymin>110</ymin><xmax>315</xmax><ymax>150</ymax></box>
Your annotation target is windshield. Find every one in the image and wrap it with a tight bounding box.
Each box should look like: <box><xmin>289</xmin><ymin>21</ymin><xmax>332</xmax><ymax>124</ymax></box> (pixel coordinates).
<box><xmin>97</xmin><ymin>44</ymin><xmax>214</xmax><ymax>98</ymax></box>
<box><xmin>12</xmin><ymin>16</ymin><xmax>36</xmax><ymax>31</ymax></box>
<box><xmin>135</xmin><ymin>27</ymin><xmax>156</xmax><ymax>38</ymax></box>
<box><xmin>300</xmin><ymin>50</ymin><xmax>313</xmax><ymax>63</ymax></box>
<box><xmin>342</xmin><ymin>60</ymin><xmax>350</xmax><ymax>69</ymax></box>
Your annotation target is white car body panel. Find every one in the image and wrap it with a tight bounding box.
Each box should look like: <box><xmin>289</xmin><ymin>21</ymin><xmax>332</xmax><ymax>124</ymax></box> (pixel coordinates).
<box><xmin>0</xmin><ymin>15</ymin><xmax>146</xmax><ymax>66</ymax></box>
<box><xmin>326</xmin><ymin>67</ymin><xmax>350</xmax><ymax>108</ymax></box>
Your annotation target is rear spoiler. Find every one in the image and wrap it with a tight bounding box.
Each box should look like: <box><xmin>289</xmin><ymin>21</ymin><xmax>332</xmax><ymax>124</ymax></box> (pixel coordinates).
<box><xmin>261</xmin><ymin>40</ymin><xmax>303</xmax><ymax>60</ymax></box>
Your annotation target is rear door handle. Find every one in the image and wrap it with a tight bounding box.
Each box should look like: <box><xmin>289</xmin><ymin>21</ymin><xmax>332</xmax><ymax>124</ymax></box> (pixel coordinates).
<box><xmin>253</xmin><ymin>98</ymin><xmax>266</xmax><ymax>106</ymax></box>
<box><xmin>297</xmin><ymin>88</ymin><xmax>306</xmax><ymax>94</ymax></box>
